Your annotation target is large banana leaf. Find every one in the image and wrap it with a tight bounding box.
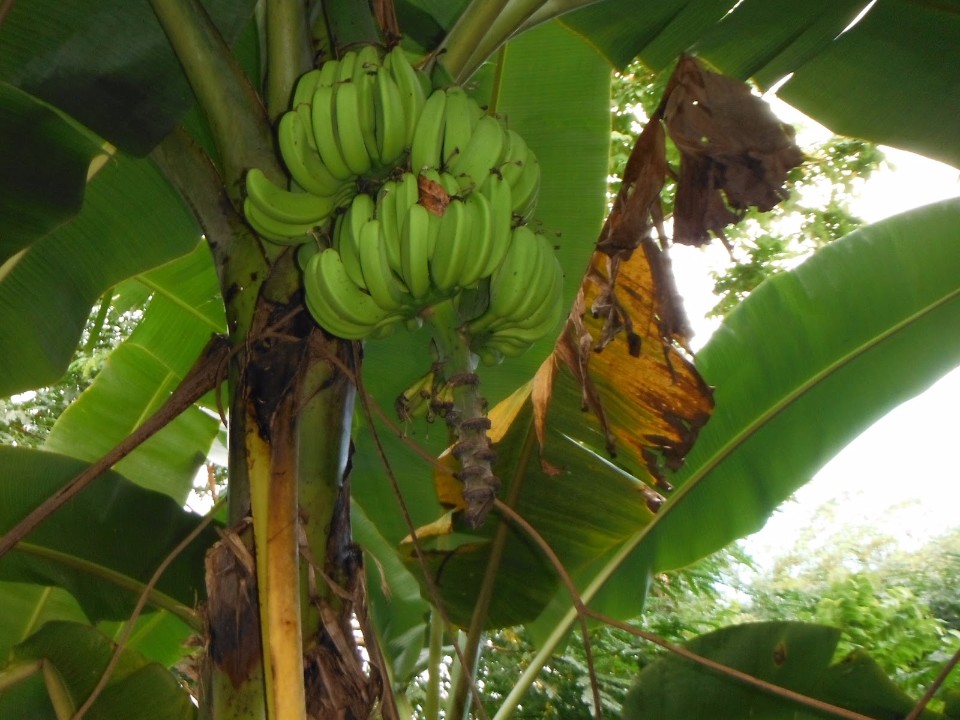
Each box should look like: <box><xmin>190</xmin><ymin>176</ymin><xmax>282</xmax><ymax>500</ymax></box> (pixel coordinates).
<box><xmin>0</xmin><ymin>153</ymin><xmax>204</xmax><ymax>397</ymax></box>
<box><xmin>0</xmin><ymin>447</ymin><xmax>217</xmax><ymax>625</ymax></box>
<box><xmin>0</xmin><ymin>0</ymin><xmax>257</xmax><ymax>156</ymax></box>
<box><xmin>564</xmin><ymin>0</ymin><xmax>960</xmax><ymax>167</ymax></box>
<box><xmin>43</xmin><ymin>244</ymin><xmax>226</xmax><ymax>502</ymax></box>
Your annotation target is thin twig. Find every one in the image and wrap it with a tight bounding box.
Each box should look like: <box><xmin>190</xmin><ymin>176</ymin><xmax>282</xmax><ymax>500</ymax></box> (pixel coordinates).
<box><xmin>905</xmin><ymin>642</ymin><xmax>960</xmax><ymax>720</ymax></box>
<box><xmin>72</xmin><ymin>498</ymin><xmax>224</xmax><ymax>719</ymax></box>
<box><xmin>0</xmin><ymin>335</ymin><xmax>231</xmax><ymax>560</ymax></box>
<box><xmin>346</xmin><ymin>344</ymin><xmax>491</xmax><ymax>720</ymax></box>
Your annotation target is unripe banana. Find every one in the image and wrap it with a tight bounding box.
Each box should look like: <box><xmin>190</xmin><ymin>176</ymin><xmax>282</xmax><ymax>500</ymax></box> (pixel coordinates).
<box><xmin>457</xmin><ymin>188</ymin><xmax>494</xmax><ymax>288</ymax></box>
<box><xmin>400</xmin><ymin>203</ymin><xmax>432</xmax><ymax>300</ymax></box>
<box><xmin>374</xmin><ymin>68</ymin><xmax>407</xmax><ymax>167</ymax></box>
<box><xmin>510</xmin><ymin>152</ymin><xmax>541</xmax><ymax>221</ymax></box>
<box><xmin>410</xmin><ymin>89</ymin><xmax>446</xmax><ymax>172</ymax></box>
<box><xmin>243</xmin><ymin>198</ymin><xmax>315</xmax><ymax>245</ymax></box>
<box><xmin>277</xmin><ymin>109</ymin><xmax>345</xmax><ymax>198</ymax></box>
<box><xmin>499</xmin><ymin>128</ymin><xmax>530</xmax><ymax>188</ymax></box>
<box><xmin>317</xmin><ymin>58</ymin><xmax>340</xmax><ymax>88</ymax></box>
<box><xmin>441</xmin><ymin>87</ymin><xmax>478</xmax><ymax>168</ymax></box>
<box><xmin>303</xmin><ymin>248</ymin><xmax>387</xmax><ymax>338</ymax></box>
<box><xmin>430</xmin><ymin>198</ymin><xmax>471</xmax><ymax>291</ymax></box>
<box><xmin>333</xmin><ymin>80</ymin><xmax>373</xmax><ymax>176</ymax></box>
<box><xmin>497</xmin><ymin>232</ymin><xmax>553</xmax><ymax>324</ymax></box>
<box><xmin>477</xmin><ymin>173</ymin><xmax>514</xmax><ymax>278</ymax></box>
<box><xmin>469</xmin><ymin>225</ymin><xmax>541</xmax><ymax>333</ymax></box>
<box><xmin>292</xmin><ymin>68</ymin><xmax>323</xmax><ymax>108</ymax></box>
<box><xmin>336</xmin><ymin>50</ymin><xmax>358</xmax><ymax>83</ymax></box>
<box><xmin>311</xmin><ymin>84</ymin><xmax>355</xmax><ymax>181</ymax></box>
<box><xmin>450</xmin><ymin>114</ymin><xmax>506</xmax><ymax>192</ymax></box>
<box><xmin>375</xmin><ymin>180</ymin><xmax>403</xmax><ymax>273</ymax></box>
<box><xmin>385</xmin><ymin>45</ymin><xmax>426</xmax><ymax>147</ymax></box>
<box><xmin>352</xmin><ymin>49</ymin><xmax>381</xmax><ymax>167</ymax></box>
<box><xmin>358</xmin><ymin>218</ymin><xmax>411</xmax><ymax>312</ymax></box>
<box><xmin>245</xmin><ymin>168</ymin><xmax>335</xmax><ymax>225</ymax></box>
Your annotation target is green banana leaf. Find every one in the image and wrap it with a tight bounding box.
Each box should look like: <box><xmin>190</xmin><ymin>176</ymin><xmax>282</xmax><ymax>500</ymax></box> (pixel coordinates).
<box><xmin>0</xmin><ymin>447</ymin><xmax>217</xmax><ymax>625</ymax></box>
<box><xmin>0</xmin><ymin>153</ymin><xmax>204</xmax><ymax>397</ymax></box>
<box><xmin>0</xmin><ymin>621</ymin><xmax>195</xmax><ymax>720</ymax></box>
<box><xmin>564</xmin><ymin>0</ymin><xmax>960</xmax><ymax>167</ymax></box>
<box><xmin>43</xmin><ymin>244</ymin><xmax>226</xmax><ymax>502</ymax></box>
<box><xmin>0</xmin><ymin>83</ymin><xmax>104</xmax><ymax>263</ymax></box>
<box><xmin>622</xmin><ymin>621</ymin><xmax>943</xmax><ymax>720</ymax></box>
<box><xmin>0</xmin><ymin>0</ymin><xmax>257</xmax><ymax>156</ymax></box>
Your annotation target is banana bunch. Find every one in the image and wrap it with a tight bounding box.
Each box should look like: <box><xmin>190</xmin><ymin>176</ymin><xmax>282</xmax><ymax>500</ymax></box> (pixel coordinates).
<box><xmin>244</xmin><ymin>44</ymin><xmax>429</xmax><ymax>245</ymax></box>
<box><xmin>467</xmin><ymin>226</ymin><xmax>565</xmax><ymax>365</ymax></box>
<box><xmin>410</xmin><ymin>86</ymin><xmax>542</xmax><ymax>220</ymax></box>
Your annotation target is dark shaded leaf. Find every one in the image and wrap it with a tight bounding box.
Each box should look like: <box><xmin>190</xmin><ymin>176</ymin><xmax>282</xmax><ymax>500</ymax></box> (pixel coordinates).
<box><xmin>0</xmin><ymin>0</ymin><xmax>257</xmax><ymax>155</ymax></box>
<box><xmin>0</xmin><ymin>447</ymin><xmax>217</xmax><ymax>623</ymax></box>
<box><xmin>0</xmin><ymin>83</ymin><xmax>104</xmax><ymax>263</ymax></box>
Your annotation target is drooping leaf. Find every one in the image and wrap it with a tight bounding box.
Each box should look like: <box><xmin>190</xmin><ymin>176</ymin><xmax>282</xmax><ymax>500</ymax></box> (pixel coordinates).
<box><xmin>622</xmin><ymin>622</ymin><xmax>943</xmax><ymax>720</ymax></box>
<box><xmin>0</xmin><ymin>447</ymin><xmax>217</xmax><ymax>624</ymax></box>
<box><xmin>0</xmin><ymin>153</ymin><xmax>203</xmax><ymax>397</ymax></box>
<box><xmin>0</xmin><ymin>83</ymin><xmax>105</xmax><ymax>263</ymax></box>
<box><xmin>0</xmin><ymin>0</ymin><xmax>257</xmax><ymax>156</ymax></box>
<box><xmin>44</xmin><ymin>244</ymin><xmax>225</xmax><ymax>502</ymax></box>
<box><xmin>0</xmin><ymin>581</ymin><xmax>87</xmax><ymax>661</ymax></box>
<box><xmin>1</xmin><ymin>621</ymin><xmax>195</xmax><ymax>720</ymax></box>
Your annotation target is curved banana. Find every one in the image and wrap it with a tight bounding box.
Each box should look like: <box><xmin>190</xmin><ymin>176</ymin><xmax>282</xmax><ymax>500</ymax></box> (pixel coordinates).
<box><xmin>499</xmin><ymin>128</ymin><xmax>530</xmax><ymax>188</ymax></box>
<box><xmin>469</xmin><ymin>225</ymin><xmax>541</xmax><ymax>333</ymax></box>
<box><xmin>245</xmin><ymin>168</ymin><xmax>335</xmax><ymax>225</ymax></box>
<box><xmin>277</xmin><ymin>110</ymin><xmax>344</xmax><ymax>197</ymax></box>
<box><xmin>510</xmin><ymin>152</ymin><xmax>541</xmax><ymax>220</ymax></box>
<box><xmin>317</xmin><ymin>58</ymin><xmax>340</xmax><ymax>88</ymax></box>
<box><xmin>499</xmin><ymin>231</ymin><xmax>552</xmax><ymax>324</ymax></box>
<box><xmin>430</xmin><ymin>198</ymin><xmax>470</xmax><ymax>291</ymax></box>
<box><xmin>333</xmin><ymin>80</ymin><xmax>373</xmax><ymax>176</ymax></box>
<box><xmin>374</xmin><ymin>68</ymin><xmax>407</xmax><ymax>168</ymax></box>
<box><xmin>352</xmin><ymin>50</ymin><xmax>381</xmax><ymax>169</ymax></box>
<box><xmin>343</xmin><ymin>192</ymin><xmax>376</xmax><ymax>288</ymax></box>
<box><xmin>477</xmin><ymin>173</ymin><xmax>514</xmax><ymax>278</ymax></box>
<box><xmin>375</xmin><ymin>181</ymin><xmax>403</xmax><ymax>273</ymax></box>
<box><xmin>441</xmin><ymin>87</ymin><xmax>478</xmax><ymax>168</ymax></box>
<box><xmin>304</xmin><ymin>248</ymin><xmax>387</xmax><ymax>338</ymax></box>
<box><xmin>358</xmin><ymin>218</ymin><xmax>411</xmax><ymax>313</ymax></box>
<box><xmin>450</xmin><ymin>114</ymin><xmax>506</xmax><ymax>192</ymax></box>
<box><xmin>311</xmin><ymin>84</ymin><xmax>355</xmax><ymax>181</ymax></box>
<box><xmin>394</xmin><ymin>172</ymin><xmax>421</xmax><ymax>235</ymax></box>
<box><xmin>400</xmin><ymin>203</ymin><xmax>432</xmax><ymax>300</ymax></box>
<box><xmin>385</xmin><ymin>45</ymin><xmax>426</xmax><ymax>146</ymax></box>
<box><xmin>457</xmin><ymin>188</ymin><xmax>494</xmax><ymax>288</ymax></box>
<box><xmin>410</xmin><ymin>89</ymin><xmax>446</xmax><ymax>172</ymax></box>
<box><xmin>335</xmin><ymin>50</ymin><xmax>358</xmax><ymax>84</ymax></box>
<box><xmin>243</xmin><ymin>198</ymin><xmax>315</xmax><ymax>245</ymax></box>
<box><xmin>292</xmin><ymin>68</ymin><xmax>323</xmax><ymax>108</ymax></box>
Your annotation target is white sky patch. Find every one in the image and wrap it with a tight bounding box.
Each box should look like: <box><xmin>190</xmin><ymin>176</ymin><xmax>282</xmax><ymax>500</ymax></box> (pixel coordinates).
<box><xmin>668</xmin><ymin>100</ymin><xmax>960</xmax><ymax>561</ymax></box>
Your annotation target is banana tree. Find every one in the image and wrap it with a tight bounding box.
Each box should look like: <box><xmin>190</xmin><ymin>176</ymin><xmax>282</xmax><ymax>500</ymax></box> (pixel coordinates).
<box><xmin>0</xmin><ymin>1</ymin><xmax>958</xmax><ymax>719</ymax></box>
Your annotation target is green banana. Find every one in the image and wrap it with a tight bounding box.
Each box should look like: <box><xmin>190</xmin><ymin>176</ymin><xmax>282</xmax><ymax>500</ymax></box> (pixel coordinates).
<box><xmin>277</xmin><ymin>109</ymin><xmax>345</xmax><ymax>197</ymax></box>
<box><xmin>316</xmin><ymin>58</ymin><xmax>340</xmax><ymax>88</ymax></box>
<box><xmin>352</xmin><ymin>47</ymin><xmax>381</xmax><ymax>167</ymax></box>
<box><xmin>292</xmin><ymin>68</ymin><xmax>323</xmax><ymax>108</ymax></box>
<box><xmin>441</xmin><ymin>87</ymin><xmax>478</xmax><ymax>168</ymax></box>
<box><xmin>357</xmin><ymin>218</ymin><xmax>410</xmax><ymax>313</ymax></box>
<box><xmin>335</xmin><ymin>50</ymin><xmax>358</xmax><ymax>84</ymax></box>
<box><xmin>499</xmin><ymin>128</ymin><xmax>530</xmax><ymax>188</ymax></box>
<box><xmin>385</xmin><ymin>45</ymin><xmax>426</xmax><ymax>146</ymax></box>
<box><xmin>304</xmin><ymin>248</ymin><xmax>387</xmax><ymax>339</ymax></box>
<box><xmin>477</xmin><ymin>173</ymin><xmax>514</xmax><ymax>278</ymax></box>
<box><xmin>510</xmin><ymin>152</ymin><xmax>541</xmax><ymax>220</ymax></box>
<box><xmin>469</xmin><ymin>225</ymin><xmax>541</xmax><ymax>333</ymax></box>
<box><xmin>450</xmin><ymin>114</ymin><xmax>506</xmax><ymax>192</ymax></box>
<box><xmin>343</xmin><ymin>192</ymin><xmax>376</xmax><ymax>288</ymax></box>
<box><xmin>457</xmin><ymin>188</ymin><xmax>494</xmax><ymax>288</ymax></box>
<box><xmin>374</xmin><ymin>68</ymin><xmax>407</xmax><ymax>167</ymax></box>
<box><xmin>410</xmin><ymin>89</ymin><xmax>446</xmax><ymax>172</ymax></box>
<box><xmin>333</xmin><ymin>80</ymin><xmax>373</xmax><ymax>176</ymax></box>
<box><xmin>311</xmin><ymin>84</ymin><xmax>355</xmax><ymax>181</ymax></box>
<box><xmin>400</xmin><ymin>203</ymin><xmax>432</xmax><ymax>300</ymax></box>
<box><xmin>243</xmin><ymin>198</ymin><xmax>315</xmax><ymax>245</ymax></box>
<box><xmin>245</xmin><ymin>168</ymin><xmax>335</xmax><ymax>225</ymax></box>
<box><xmin>375</xmin><ymin>180</ymin><xmax>403</xmax><ymax>273</ymax></box>
<box><xmin>430</xmin><ymin>198</ymin><xmax>470</xmax><ymax>291</ymax></box>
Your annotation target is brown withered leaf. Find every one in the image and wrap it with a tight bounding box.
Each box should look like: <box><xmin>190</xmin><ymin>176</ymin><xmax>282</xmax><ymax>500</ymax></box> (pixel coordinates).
<box><xmin>665</xmin><ymin>54</ymin><xmax>804</xmax><ymax>246</ymax></box>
